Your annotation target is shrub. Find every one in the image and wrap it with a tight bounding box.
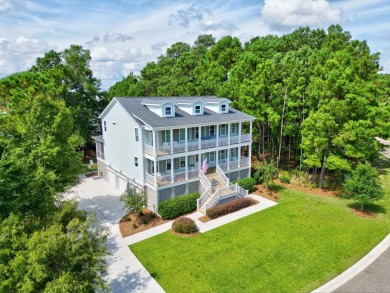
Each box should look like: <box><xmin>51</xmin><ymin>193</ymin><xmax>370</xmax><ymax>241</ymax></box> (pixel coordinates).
<box><xmin>206</xmin><ymin>197</ymin><xmax>253</xmax><ymax>219</ymax></box>
<box><xmin>279</xmin><ymin>174</ymin><xmax>291</xmax><ymax>184</ymax></box>
<box><xmin>158</xmin><ymin>192</ymin><xmax>200</xmax><ymax>219</ymax></box>
<box><xmin>172</xmin><ymin>217</ymin><xmax>198</xmax><ymax>234</ymax></box>
<box><xmin>235</xmin><ymin>177</ymin><xmax>256</xmax><ymax>192</ymax></box>
<box><xmin>141</xmin><ymin>212</ymin><xmax>156</xmax><ymax>224</ymax></box>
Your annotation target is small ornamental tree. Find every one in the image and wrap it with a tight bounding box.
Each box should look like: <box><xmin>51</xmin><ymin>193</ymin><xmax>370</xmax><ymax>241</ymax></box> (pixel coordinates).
<box><xmin>120</xmin><ymin>187</ymin><xmax>148</xmax><ymax>222</ymax></box>
<box><xmin>254</xmin><ymin>160</ymin><xmax>278</xmax><ymax>192</ymax></box>
<box><xmin>343</xmin><ymin>162</ymin><xmax>384</xmax><ymax>211</ymax></box>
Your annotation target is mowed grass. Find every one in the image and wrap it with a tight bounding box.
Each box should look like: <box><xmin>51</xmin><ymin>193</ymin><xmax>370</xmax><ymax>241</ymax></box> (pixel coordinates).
<box><xmin>130</xmin><ymin>162</ymin><xmax>390</xmax><ymax>293</ymax></box>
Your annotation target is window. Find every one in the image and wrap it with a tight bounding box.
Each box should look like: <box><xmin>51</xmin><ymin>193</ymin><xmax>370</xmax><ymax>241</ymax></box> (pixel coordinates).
<box><xmin>220</xmin><ymin>150</ymin><xmax>226</xmax><ymax>160</ymax></box>
<box><xmin>165</xmin><ymin>130</ymin><xmax>171</xmax><ymax>143</ymax></box>
<box><xmin>221</xmin><ymin>104</ymin><xmax>227</xmax><ymax>113</ymax></box>
<box><xmin>230</xmin><ymin>148</ymin><xmax>238</xmax><ymax>160</ymax></box>
<box><xmin>194</xmin><ymin>104</ymin><xmax>201</xmax><ymax>115</ymax></box>
<box><xmin>195</xmin><ymin>128</ymin><xmax>199</xmax><ymax>139</ymax></box>
<box><xmin>134</xmin><ymin>157</ymin><xmax>138</xmax><ymax>167</ymax></box>
<box><xmin>166</xmin><ymin>161</ymin><xmax>171</xmax><ymax>171</ymax></box>
<box><xmin>164</xmin><ymin>105</ymin><xmax>172</xmax><ymax>117</ymax></box>
<box><xmin>220</xmin><ymin>124</ymin><xmax>226</xmax><ymax>136</ymax></box>
<box><xmin>135</xmin><ymin>128</ymin><xmax>139</xmax><ymax>142</ymax></box>
<box><xmin>209</xmin><ymin>152</ymin><xmax>215</xmax><ymax>162</ymax></box>
<box><xmin>180</xmin><ymin>157</ymin><xmax>185</xmax><ymax>168</ymax></box>
<box><xmin>210</xmin><ymin>125</ymin><xmax>215</xmax><ymax>136</ymax></box>
<box><xmin>179</xmin><ymin>129</ymin><xmax>185</xmax><ymax>141</ymax></box>
<box><xmin>231</xmin><ymin>123</ymin><xmax>237</xmax><ymax>135</ymax></box>
<box><xmin>103</xmin><ymin>121</ymin><xmax>107</xmax><ymax>132</ymax></box>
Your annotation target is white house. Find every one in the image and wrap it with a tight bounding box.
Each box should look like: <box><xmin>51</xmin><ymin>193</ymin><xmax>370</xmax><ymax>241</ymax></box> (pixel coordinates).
<box><xmin>93</xmin><ymin>96</ymin><xmax>255</xmax><ymax>213</ymax></box>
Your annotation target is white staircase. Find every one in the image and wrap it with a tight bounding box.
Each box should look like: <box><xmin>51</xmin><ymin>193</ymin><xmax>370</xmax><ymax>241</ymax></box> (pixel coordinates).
<box><xmin>197</xmin><ymin>165</ymin><xmax>249</xmax><ymax>214</ymax></box>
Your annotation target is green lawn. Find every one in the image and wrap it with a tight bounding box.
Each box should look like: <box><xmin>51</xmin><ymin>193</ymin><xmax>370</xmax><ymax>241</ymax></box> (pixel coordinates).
<box><xmin>130</xmin><ymin>161</ymin><xmax>390</xmax><ymax>293</ymax></box>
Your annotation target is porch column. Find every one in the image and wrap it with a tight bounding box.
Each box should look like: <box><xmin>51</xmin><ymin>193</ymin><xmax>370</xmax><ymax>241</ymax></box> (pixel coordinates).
<box><xmin>185</xmin><ymin>127</ymin><xmax>188</xmax><ymax>152</ymax></box>
<box><xmin>152</xmin><ymin>130</ymin><xmax>156</xmax><ymax>154</ymax></box>
<box><xmin>185</xmin><ymin>155</ymin><xmax>188</xmax><ymax>180</ymax></box>
<box><xmin>227</xmin><ymin>148</ymin><xmax>230</xmax><ymax>170</ymax></box>
<box><xmin>239</xmin><ymin>122</ymin><xmax>242</xmax><ymax>143</ymax></box>
<box><xmin>154</xmin><ymin>159</ymin><xmax>157</xmax><ymax>185</ymax></box>
<box><xmin>216</xmin><ymin>150</ymin><xmax>219</xmax><ymax>167</ymax></box>
<box><xmin>198</xmin><ymin>126</ymin><xmax>201</xmax><ymax>150</ymax></box>
<box><xmin>216</xmin><ymin>124</ymin><xmax>219</xmax><ymax>146</ymax></box>
<box><xmin>249</xmin><ymin>121</ymin><xmax>253</xmax><ymax>141</ymax></box>
<box><xmin>171</xmin><ymin>158</ymin><xmax>174</xmax><ymax>184</ymax></box>
<box><xmin>170</xmin><ymin>129</ymin><xmax>173</xmax><ymax>154</ymax></box>
<box><xmin>228</xmin><ymin>123</ymin><xmax>231</xmax><ymax>145</ymax></box>
<box><xmin>238</xmin><ymin>146</ymin><xmax>241</xmax><ymax>168</ymax></box>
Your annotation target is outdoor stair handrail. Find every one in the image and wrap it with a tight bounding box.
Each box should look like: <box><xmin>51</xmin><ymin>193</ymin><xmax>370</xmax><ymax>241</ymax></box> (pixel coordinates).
<box><xmin>216</xmin><ymin>164</ymin><xmax>230</xmax><ymax>187</ymax></box>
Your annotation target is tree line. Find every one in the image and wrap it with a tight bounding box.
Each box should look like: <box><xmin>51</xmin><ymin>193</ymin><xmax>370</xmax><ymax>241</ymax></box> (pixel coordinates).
<box><xmin>107</xmin><ymin>25</ymin><xmax>390</xmax><ymax>188</ymax></box>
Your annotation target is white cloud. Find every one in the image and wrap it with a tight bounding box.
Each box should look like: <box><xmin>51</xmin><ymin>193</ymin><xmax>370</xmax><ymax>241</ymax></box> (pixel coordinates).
<box><xmin>0</xmin><ymin>36</ymin><xmax>54</xmax><ymax>76</ymax></box>
<box><xmin>151</xmin><ymin>41</ymin><xmax>167</xmax><ymax>53</ymax></box>
<box><xmin>200</xmin><ymin>20</ymin><xmax>238</xmax><ymax>37</ymax></box>
<box><xmin>261</xmin><ymin>0</ymin><xmax>343</xmax><ymax>30</ymax></box>
<box><xmin>169</xmin><ymin>6</ymin><xmax>208</xmax><ymax>28</ymax></box>
<box><xmin>0</xmin><ymin>0</ymin><xmax>12</xmax><ymax>12</ymax></box>
<box><xmin>103</xmin><ymin>32</ymin><xmax>134</xmax><ymax>43</ymax></box>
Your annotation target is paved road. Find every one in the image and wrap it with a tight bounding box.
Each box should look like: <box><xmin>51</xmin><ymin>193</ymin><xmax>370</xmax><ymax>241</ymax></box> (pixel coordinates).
<box><xmin>333</xmin><ymin>138</ymin><xmax>390</xmax><ymax>293</ymax></box>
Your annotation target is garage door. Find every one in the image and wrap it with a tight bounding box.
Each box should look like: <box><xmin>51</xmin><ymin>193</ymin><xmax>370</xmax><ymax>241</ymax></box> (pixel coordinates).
<box><xmin>107</xmin><ymin>170</ymin><xmax>116</xmax><ymax>187</ymax></box>
<box><xmin>118</xmin><ymin>176</ymin><xmax>127</xmax><ymax>192</ymax></box>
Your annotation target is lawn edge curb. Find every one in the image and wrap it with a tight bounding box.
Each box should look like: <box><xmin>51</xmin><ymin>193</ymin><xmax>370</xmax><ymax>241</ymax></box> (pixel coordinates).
<box><xmin>312</xmin><ymin>232</ymin><xmax>390</xmax><ymax>293</ymax></box>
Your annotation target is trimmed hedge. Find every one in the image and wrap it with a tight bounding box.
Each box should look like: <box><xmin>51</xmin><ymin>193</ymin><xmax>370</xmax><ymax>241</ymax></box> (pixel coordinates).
<box><xmin>172</xmin><ymin>217</ymin><xmax>198</xmax><ymax>234</ymax></box>
<box><xmin>206</xmin><ymin>197</ymin><xmax>253</xmax><ymax>219</ymax></box>
<box><xmin>158</xmin><ymin>192</ymin><xmax>200</xmax><ymax>219</ymax></box>
<box><xmin>235</xmin><ymin>177</ymin><xmax>256</xmax><ymax>192</ymax></box>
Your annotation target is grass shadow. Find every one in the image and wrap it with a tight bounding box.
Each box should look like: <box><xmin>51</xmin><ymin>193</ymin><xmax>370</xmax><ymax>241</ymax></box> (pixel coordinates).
<box><xmin>347</xmin><ymin>202</ymin><xmax>387</xmax><ymax>214</ymax></box>
<box><xmin>269</xmin><ymin>183</ymin><xmax>286</xmax><ymax>193</ymax></box>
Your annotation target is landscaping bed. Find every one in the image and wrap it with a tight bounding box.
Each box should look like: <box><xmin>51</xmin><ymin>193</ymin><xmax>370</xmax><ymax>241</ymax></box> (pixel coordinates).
<box><xmin>119</xmin><ymin>209</ymin><xmax>169</xmax><ymax>237</ymax></box>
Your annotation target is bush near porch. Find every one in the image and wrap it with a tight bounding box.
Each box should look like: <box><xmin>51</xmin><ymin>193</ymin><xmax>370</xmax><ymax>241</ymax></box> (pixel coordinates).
<box><xmin>158</xmin><ymin>192</ymin><xmax>200</xmax><ymax>219</ymax></box>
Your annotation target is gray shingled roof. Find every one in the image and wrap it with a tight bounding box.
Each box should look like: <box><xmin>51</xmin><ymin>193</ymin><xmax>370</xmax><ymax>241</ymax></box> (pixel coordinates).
<box><xmin>115</xmin><ymin>96</ymin><xmax>255</xmax><ymax>129</ymax></box>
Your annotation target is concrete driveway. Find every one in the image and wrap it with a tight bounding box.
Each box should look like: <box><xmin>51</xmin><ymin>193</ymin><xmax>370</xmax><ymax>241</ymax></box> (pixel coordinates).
<box><xmin>66</xmin><ymin>176</ymin><xmax>164</xmax><ymax>293</ymax></box>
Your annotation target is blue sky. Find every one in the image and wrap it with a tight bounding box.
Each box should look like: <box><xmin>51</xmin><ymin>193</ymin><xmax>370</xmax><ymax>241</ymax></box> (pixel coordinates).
<box><xmin>0</xmin><ymin>0</ymin><xmax>389</xmax><ymax>89</ymax></box>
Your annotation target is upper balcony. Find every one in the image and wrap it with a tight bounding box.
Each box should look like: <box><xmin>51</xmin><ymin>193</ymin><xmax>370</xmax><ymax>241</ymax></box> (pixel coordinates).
<box><xmin>145</xmin><ymin>134</ymin><xmax>251</xmax><ymax>156</ymax></box>
<box><xmin>144</xmin><ymin>123</ymin><xmax>252</xmax><ymax>157</ymax></box>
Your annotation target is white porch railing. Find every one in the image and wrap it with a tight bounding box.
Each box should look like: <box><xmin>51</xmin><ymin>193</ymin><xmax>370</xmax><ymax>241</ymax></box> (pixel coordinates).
<box><xmin>201</xmin><ymin>138</ymin><xmax>217</xmax><ymax>149</ymax></box>
<box><xmin>240</xmin><ymin>157</ymin><xmax>250</xmax><ymax>167</ymax></box>
<box><xmin>156</xmin><ymin>144</ymin><xmax>171</xmax><ymax>155</ymax></box>
<box><xmin>144</xmin><ymin>143</ymin><xmax>153</xmax><ymax>155</ymax></box>
<box><xmin>146</xmin><ymin>172</ymin><xmax>154</xmax><ymax>184</ymax></box>
<box><xmin>219</xmin><ymin>162</ymin><xmax>228</xmax><ymax>171</ymax></box>
<box><xmin>197</xmin><ymin>169</ymin><xmax>211</xmax><ymax>209</ymax></box>
<box><xmin>236</xmin><ymin>183</ymin><xmax>248</xmax><ymax>197</ymax></box>
<box><xmin>173</xmin><ymin>143</ymin><xmax>186</xmax><ymax>154</ymax></box>
<box><xmin>217</xmin><ymin>165</ymin><xmax>230</xmax><ymax>186</ymax></box>
<box><xmin>158</xmin><ymin>173</ymin><xmax>172</xmax><ymax>183</ymax></box>
<box><xmin>205</xmin><ymin>186</ymin><xmax>237</xmax><ymax>210</ymax></box>
<box><xmin>188</xmin><ymin>169</ymin><xmax>198</xmax><ymax>179</ymax></box>
<box><xmin>241</xmin><ymin>133</ymin><xmax>251</xmax><ymax>143</ymax></box>
<box><xmin>187</xmin><ymin>141</ymin><xmax>199</xmax><ymax>151</ymax></box>
<box><xmin>230</xmin><ymin>160</ymin><xmax>239</xmax><ymax>169</ymax></box>
<box><xmin>218</xmin><ymin>137</ymin><xmax>229</xmax><ymax>146</ymax></box>
<box><xmin>174</xmin><ymin>171</ymin><xmax>186</xmax><ymax>182</ymax></box>
<box><xmin>230</xmin><ymin>135</ymin><xmax>240</xmax><ymax>144</ymax></box>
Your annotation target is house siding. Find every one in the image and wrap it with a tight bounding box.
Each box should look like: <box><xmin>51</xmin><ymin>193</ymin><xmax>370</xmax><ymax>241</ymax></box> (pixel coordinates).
<box><xmin>103</xmin><ymin>101</ymin><xmax>144</xmax><ymax>185</ymax></box>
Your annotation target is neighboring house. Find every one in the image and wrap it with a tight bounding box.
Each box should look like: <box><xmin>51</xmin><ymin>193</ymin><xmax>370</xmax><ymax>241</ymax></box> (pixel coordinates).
<box><xmin>93</xmin><ymin>96</ymin><xmax>255</xmax><ymax>213</ymax></box>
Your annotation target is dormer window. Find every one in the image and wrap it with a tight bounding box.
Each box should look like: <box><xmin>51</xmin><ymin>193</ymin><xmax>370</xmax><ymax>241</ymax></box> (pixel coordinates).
<box><xmin>193</xmin><ymin>103</ymin><xmax>203</xmax><ymax>115</ymax></box>
<box><xmin>221</xmin><ymin>103</ymin><xmax>227</xmax><ymax>113</ymax></box>
<box><xmin>164</xmin><ymin>105</ymin><xmax>173</xmax><ymax>117</ymax></box>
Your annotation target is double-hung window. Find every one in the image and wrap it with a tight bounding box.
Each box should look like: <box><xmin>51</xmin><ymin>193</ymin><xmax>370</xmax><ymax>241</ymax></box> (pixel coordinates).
<box><xmin>220</xmin><ymin>124</ymin><xmax>226</xmax><ymax>136</ymax></box>
<box><xmin>164</xmin><ymin>106</ymin><xmax>172</xmax><ymax>117</ymax></box>
<box><xmin>231</xmin><ymin>124</ymin><xmax>237</xmax><ymax>135</ymax></box>
<box><xmin>134</xmin><ymin>157</ymin><xmax>138</xmax><ymax>167</ymax></box>
<box><xmin>179</xmin><ymin>129</ymin><xmax>185</xmax><ymax>141</ymax></box>
<box><xmin>103</xmin><ymin>121</ymin><xmax>107</xmax><ymax>132</ymax></box>
<box><xmin>194</xmin><ymin>105</ymin><xmax>201</xmax><ymax>115</ymax></box>
<box><xmin>135</xmin><ymin>128</ymin><xmax>139</xmax><ymax>142</ymax></box>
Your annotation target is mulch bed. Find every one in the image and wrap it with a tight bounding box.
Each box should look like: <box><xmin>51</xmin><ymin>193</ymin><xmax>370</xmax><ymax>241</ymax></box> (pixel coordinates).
<box><xmin>119</xmin><ymin>209</ymin><xmax>169</xmax><ymax>237</ymax></box>
<box><xmin>198</xmin><ymin>198</ymin><xmax>259</xmax><ymax>223</ymax></box>
<box><xmin>351</xmin><ymin>208</ymin><xmax>377</xmax><ymax>218</ymax></box>
<box><xmin>252</xmin><ymin>185</ymin><xmax>281</xmax><ymax>202</ymax></box>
